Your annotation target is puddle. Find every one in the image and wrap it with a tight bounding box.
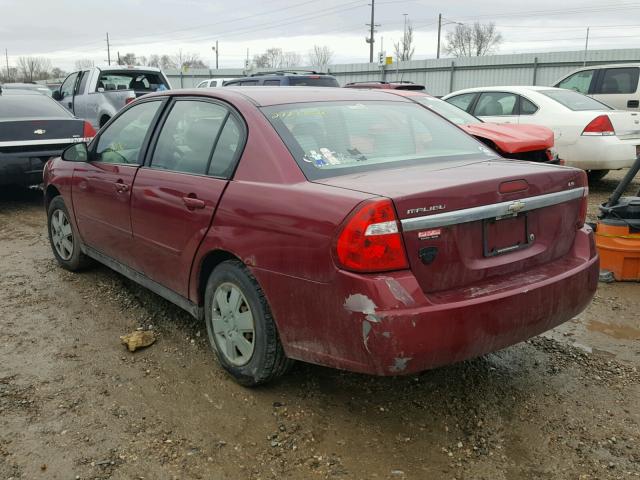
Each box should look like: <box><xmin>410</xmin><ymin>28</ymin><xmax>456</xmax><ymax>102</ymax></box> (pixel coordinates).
<box><xmin>587</xmin><ymin>320</ymin><xmax>640</xmax><ymax>340</ymax></box>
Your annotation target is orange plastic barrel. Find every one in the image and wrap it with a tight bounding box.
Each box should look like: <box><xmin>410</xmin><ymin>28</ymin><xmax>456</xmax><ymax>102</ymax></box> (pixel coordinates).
<box><xmin>595</xmin><ymin>222</ymin><xmax>640</xmax><ymax>281</ymax></box>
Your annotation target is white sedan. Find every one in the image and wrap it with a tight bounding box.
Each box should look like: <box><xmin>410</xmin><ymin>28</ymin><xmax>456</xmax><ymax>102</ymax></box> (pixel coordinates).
<box><xmin>443</xmin><ymin>86</ymin><xmax>640</xmax><ymax>180</ymax></box>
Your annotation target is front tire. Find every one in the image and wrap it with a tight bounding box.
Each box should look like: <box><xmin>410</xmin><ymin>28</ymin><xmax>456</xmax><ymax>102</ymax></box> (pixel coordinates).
<box><xmin>204</xmin><ymin>260</ymin><xmax>292</xmax><ymax>386</ymax></box>
<box><xmin>47</xmin><ymin>196</ymin><xmax>93</xmax><ymax>271</ymax></box>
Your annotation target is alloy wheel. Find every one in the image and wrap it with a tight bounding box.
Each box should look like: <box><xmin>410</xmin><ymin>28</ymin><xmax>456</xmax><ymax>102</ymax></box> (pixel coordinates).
<box><xmin>50</xmin><ymin>209</ymin><xmax>74</xmax><ymax>261</ymax></box>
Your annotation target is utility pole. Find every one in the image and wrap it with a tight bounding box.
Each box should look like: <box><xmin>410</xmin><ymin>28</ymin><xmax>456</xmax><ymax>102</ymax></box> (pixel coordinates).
<box><xmin>106</xmin><ymin>32</ymin><xmax>111</xmax><ymax>65</ymax></box>
<box><xmin>4</xmin><ymin>48</ymin><xmax>9</xmax><ymax>81</ymax></box>
<box><xmin>583</xmin><ymin>27</ymin><xmax>590</xmax><ymax>66</ymax></box>
<box><xmin>212</xmin><ymin>41</ymin><xmax>219</xmax><ymax>69</ymax></box>
<box><xmin>366</xmin><ymin>0</ymin><xmax>379</xmax><ymax>63</ymax></box>
<box><xmin>117</xmin><ymin>51</ymin><xmax>121</xmax><ymax>66</ymax></box>
<box><xmin>245</xmin><ymin>48</ymin><xmax>250</xmax><ymax>70</ymax></box>
<box><xmin>437</xmin><ymin>13</ymin><xmax>442</xmax><ymax>59</ymax></box>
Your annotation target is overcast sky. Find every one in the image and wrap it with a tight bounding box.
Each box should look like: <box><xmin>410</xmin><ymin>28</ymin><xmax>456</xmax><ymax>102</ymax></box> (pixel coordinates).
<box><xmin>2</xmin><ymin>0</ymin><xmax>639</xmax><ymax>71</ymax></box>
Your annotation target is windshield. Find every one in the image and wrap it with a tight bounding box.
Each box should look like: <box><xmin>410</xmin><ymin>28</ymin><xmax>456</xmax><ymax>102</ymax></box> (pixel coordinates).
<box><xmin>264</xmin><ymin>101</ymin><xmax>493</xmax><ymax>180</ymax></box>
<box><xmin>415</xmin><ymin>96</ymin><xmax>481</xmax><ymax>125</ymax></box>
<box><xmin>288</xmin><ymin>76</ymin><xmax>339</xmax><ymax>87</ymax></box>
<box><xmin>97</xmin><ymin>71</ymin><xmax>169</xmax><ymax>92</ymax></box>
<box><xmin>539</xmin><ymin>89</ymin><xmax>612</xmax><ymax>111</ymax></box>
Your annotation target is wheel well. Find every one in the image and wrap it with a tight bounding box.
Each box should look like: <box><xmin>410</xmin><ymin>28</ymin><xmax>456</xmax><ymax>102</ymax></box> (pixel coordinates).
<box><xmin>197</xmin><ymin>250</ymin><xmax>240</xmax><ymax>304</ymax></box>
<box><xmin>45</xmin><ymin>185</ymin><xmax>61</xmax><ymax>209</ymax></box>
<box><xmin>99</xmin><ymin>115</ymin><xmax>110</xmax><ymax>127</ymax></box>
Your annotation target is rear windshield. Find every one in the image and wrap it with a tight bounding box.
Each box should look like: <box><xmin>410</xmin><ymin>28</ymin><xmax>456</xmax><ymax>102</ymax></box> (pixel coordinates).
<box><xmin>97</xmin><ymin>71</ymin><xmax>169</xmax><ymax>92</ymax></box>
<box><xmin>415</xmin><ymin>96</ymin><xmax>481</xmax><ymax>125</ymax></box>
<box><xmin>539</xmin><ymin>89</ymin><xmax>612</xmax><ymax>111</ymax></box>
<box><xmin>288</xmin><ymin>76</ymin><xmax>339</xmax><ymax>87</ymax></box>
<box><xmin>264</xmin><ymin>101</ymin><xmax>493</xmax><ymax>180</ymax></box>
<box><xmin>0</xmin><ymin>94</ymin><xmax>72</xmax><ymax>119</ymax></box>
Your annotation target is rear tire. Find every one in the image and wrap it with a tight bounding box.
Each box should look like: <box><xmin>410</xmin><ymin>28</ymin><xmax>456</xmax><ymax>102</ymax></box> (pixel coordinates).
<box><xmin>587</xmin><ymin>169</ymin><xmax>609</xmax><ymax>182</ymax></box>
<box><xmin>204</xmin><ymin>260</ymin><xmax>293</xmax><ymax>386</ymax></box>
<box><xmin>47</xmin><ymin>196</ymin><xmax>93</xmax><ymax>271</ymax></box>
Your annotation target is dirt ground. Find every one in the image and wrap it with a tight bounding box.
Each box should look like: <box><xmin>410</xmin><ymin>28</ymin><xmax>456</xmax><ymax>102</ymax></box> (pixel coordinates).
<box><xmin>1</xmin><ymin>170</ymin><xmax>639</xmax><ymax>480</ymax></box>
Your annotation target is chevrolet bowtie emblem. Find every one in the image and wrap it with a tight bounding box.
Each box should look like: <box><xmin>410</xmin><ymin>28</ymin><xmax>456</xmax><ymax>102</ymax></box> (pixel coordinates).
<box><xmin>33</xmin><ymin>129</ymin><xmax>46</xmax><ymax>135</ymax></box>
<box><xmin>508</xmin><ymin>200</ymin><xmax>526</xmax><ymax>214</ymax></box>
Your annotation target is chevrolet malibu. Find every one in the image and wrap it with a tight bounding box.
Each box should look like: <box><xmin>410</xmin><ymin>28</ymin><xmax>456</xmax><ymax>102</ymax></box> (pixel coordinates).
<box><xmin>43</xmin><ymin>87</ymin><xmax>599</xmax><ymax>386</ymax></box>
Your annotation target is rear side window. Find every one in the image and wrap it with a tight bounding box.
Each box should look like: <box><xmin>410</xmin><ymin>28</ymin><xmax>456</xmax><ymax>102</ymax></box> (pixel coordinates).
<box><xmin>263</xmin><ymin>80</ymin><xmax>281</xmax><ymax>86</ymax></box>
<box><xmin>474</xmin><ymin>92</ymin><xmax>517</xmax><ymax>116</ymax></box>
<box><xmin>239</xmin><ymin>80</ymin><xmax>259</xmax><ymax>86</ymax></box>
<box><xmin>445</xmin><ymin>93</ymin><xmax>476</xmax><ymax>112</ymax></box>
<box><xmin>557</xmin><ymin>70</ymin><xmax>594</xmax><ymax>94</ymax></box>
<box><xmin>520</xmin><ymin>97</ymin><xmax>538</xmax><ymax>115</ymax></box>
<box><xmin>597</xmin><ymin>68</ymin><xmax>640</xmax><ymax>94</ymax></box>
<box><xmin>288</xmin><ymin>76</ymin><xmax>339</xmax><ymax>87</ymax></box>
<box><xmin>96</xmin><ymin>101</ymin><xmax>162</xmax><ymax>164</ymax></box>
<box><xmin>0</xmin><ymin>95</ymin><xmax>72</xmax><ymax>119</ymax></box>
<box><xmin>208</xmin><ymin>116</ymin><xmax>244</xmax><ymax>177</ymax></box>
<box><xmin>264</xmin><ymin>101</ymin><xmax>493</xmax><ymax>180</ymax></box>
<box><xmin>150</xmin><ymin>100</ymin><xmax>230</xmax><ymax>175</ymax></box>
<box><xmin>539</xmin><ymin>89</ymin><xmax>612</xmax><ymax>111</ymax></box>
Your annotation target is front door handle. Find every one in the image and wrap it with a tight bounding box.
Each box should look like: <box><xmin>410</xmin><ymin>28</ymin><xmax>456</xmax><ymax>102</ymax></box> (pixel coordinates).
<box><xmin>182</xmin><ymin>195</ymin><xmax>205</xmax><ymax>210</ymax></box>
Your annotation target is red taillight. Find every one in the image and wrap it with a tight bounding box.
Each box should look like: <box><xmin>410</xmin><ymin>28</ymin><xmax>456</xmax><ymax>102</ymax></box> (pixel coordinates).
<box><xmin>334</xmin><ymin>199</ymin><xmax>409</xmax><ymax>272</ymax></box>
<box><xmin>577</xmin><ymin>187</ymin><xmax>588</xmax><ymax>228</ymax></box>
<box><xmin>125</xmin><ymin>96</ymin><xmax>135</xmax><ymax>105</ymax></box>
<box><xmin>83</xmin><ymin>121</ymin><xmax>96</xmax><ymax>138</ymax></box>
<box><xmin>582</xmin><ymin>115</ymin><xmax>615</xmax><ymax>136</ymax></box>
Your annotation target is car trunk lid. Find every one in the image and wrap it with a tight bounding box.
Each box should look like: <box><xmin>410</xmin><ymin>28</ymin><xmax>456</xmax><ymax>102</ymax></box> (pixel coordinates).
<box><xmin>317</xmin><ymin>159</ymin><xmax>586</xmax><ymax>293</ymax></box>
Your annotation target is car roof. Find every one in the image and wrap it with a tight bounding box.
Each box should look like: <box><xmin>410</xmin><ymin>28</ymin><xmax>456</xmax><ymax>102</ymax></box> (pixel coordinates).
<box><xmin>445</xmin><ymin>85</ymin><xmax>565</xmax><ymax>96</ymax></box>
<box><xmin>566</xmin><ymin>63</ymin><xmax>640</xmax><ymax>72</ymax></box>
<box><xmin>97</xmin><ymin>65</ymin><xmax>163</xmax><ymax>73</ymax></box>
<box><xmin>0</xmin><ymin>87</ymin><xmax>42</xmax><ymax>96</ymax></box>
<box><xmin>147</xmin><ymin>86</ymin><xmax>414</xmax><ymax>107</ymax></box>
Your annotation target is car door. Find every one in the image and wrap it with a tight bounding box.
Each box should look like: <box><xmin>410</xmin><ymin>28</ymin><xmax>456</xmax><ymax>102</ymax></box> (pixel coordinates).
<box><xmin>72</xmin><ymin>70</ymin><xmax>91</xmax><ymax>119</ymax></box>
<box><xmin>130</xmin><ymin>97</ymin><xmax>245</xmax><ymax>296</ymax></box>
<box><xmin>58</xmin><ymin>71</ymin><xmax>80</xmax><ymax>113</ymax></box>
<box><xmin>72</xmin><ymin>99</ymin><xmax>165</xmax><ymax>265</ymax></box>
<box><xmin>472</xmin><ymin>91</ymin><xmax>519</xmax><ymax>124</ymax></box>
<box><xmin>592</xmin><ymin>67</ymin><xmax>640</xmax><ymax>110</ymax></box>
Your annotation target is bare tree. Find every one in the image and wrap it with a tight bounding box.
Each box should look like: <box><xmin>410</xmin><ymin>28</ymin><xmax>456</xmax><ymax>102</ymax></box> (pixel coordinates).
<box><xmin>281</xmin><ymin>51</ymin><xmax>302</xmax><ymax>68</ymax></box>
<box><xmin>74</xmin><ymin>59</ymin><xmax>95</xmax><ymax>70</ymax></box>
<box><xmin>17</xmin><ymin>56</ymin><xmax>52</xmax><ymax>82</ymax></box>
<box><xmin>168</xmin><ymin>50</ymin><xmax>207</xmax><ymax>70</ymax></box>
<box><xmin>393</xmin><ymin>21</ymin><xmax>415</xmax><ymax>61</ymax></box>
<box><xmin>307</xmin><ymin>45</ymin><xmax>333</xmax><ymax>69</ymax></box>
<box><xmin>119</xmin><ymin>52</ymin><xmax>137</xmax><ymax>66</ymax></box>
<box><xmin>444</xmin><ymin>22</ymin><xmax>503</xmax><ymax>57</ymax></box>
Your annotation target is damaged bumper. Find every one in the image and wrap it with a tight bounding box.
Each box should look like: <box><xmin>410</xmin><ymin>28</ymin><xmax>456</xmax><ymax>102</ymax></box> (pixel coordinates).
<box><xmin>256</xmin><ymin>226</ymin><xmax>598</xmax><ymax>376</ymax></box>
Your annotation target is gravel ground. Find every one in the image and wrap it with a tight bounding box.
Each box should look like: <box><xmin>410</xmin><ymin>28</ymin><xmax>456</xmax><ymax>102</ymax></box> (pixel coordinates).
<box><xmin>0</xmin><ymin>170</ymin><xmax>639</xmax><ymax>480</ymax></box>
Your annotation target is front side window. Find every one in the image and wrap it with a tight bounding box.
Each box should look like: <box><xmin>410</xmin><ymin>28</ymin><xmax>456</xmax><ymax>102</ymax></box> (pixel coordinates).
<box><xmin>557</xmin><ymin>70</ymin><xmax>594</xmax><ymax>94</ymax></box>
<box><xmin>196</xmin><ymin>81</ymin><xmax>207</xmax><ymax>88</ymax></box>
<box><xmin>597</xmin><ymin>68</ymin><xmax>640</xmax><ymax>94</ymax></box>
<box><xmin>539</xmin><ymin>89</ymin><xmax>612</xmax><ymax>111</ymax></box>
<box><xmin>264</xmin><ymin>101</ymin><xmax>493</xmax><ymax>180</ymax></box>
<box><xmin>240</xmin><ymin>80</ymin><xmax>259</xmax><ymax>86</ymax></box>
<box><xmin>150</xmin><ymin>100</ymin><xmax>228</xmax><ymax>175</ymax></box>
<box><xmin>77</xmin><ymin>70</ymin><xmax>90</xmax><ymax>95</ymax></box>
<box><xmin>445</xmin><ymin>93</ymin><xmax>477</xmax><ymax>112</ymax></box>
<box><xmin>60</xmin><ymin>72</ymin><xmax>79</xmax><ymax>98</ymax></box>
<box><xmin>263</xmin><ymin>80</ymin><xmax>281</xmax><ymax>86</ymax></box>
<box><xmin>474</xmin><ymin>92</ymin><xmax>517</xmax><ymax>116</ymax></box>
<box><xmin>95</xmin><ymin>101</ymin><xmax>162</xmax><ymax>164</ymax></box>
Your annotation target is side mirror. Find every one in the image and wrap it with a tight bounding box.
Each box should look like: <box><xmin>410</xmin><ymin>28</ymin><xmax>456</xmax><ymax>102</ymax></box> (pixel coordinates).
<box><xmin>62</xmin><ymin>143</ymin><xmax>89</xmax><ymax>162</ymax></box>
<box><xmin>52</xmin><ymin>90</ymin><xmax>63</xmax><ymax>101</ymax></box>
<box><xmin>97</xmin><ymin>87</ymin><xmax>105</xmax><ymax>93</ymax></box>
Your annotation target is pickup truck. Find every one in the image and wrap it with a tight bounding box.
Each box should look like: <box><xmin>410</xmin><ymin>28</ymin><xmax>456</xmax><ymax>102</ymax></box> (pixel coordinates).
<box><xmin>52</xmin><ymin>66</ymin><xmax>171</xmax><ymax>129</ymax></box>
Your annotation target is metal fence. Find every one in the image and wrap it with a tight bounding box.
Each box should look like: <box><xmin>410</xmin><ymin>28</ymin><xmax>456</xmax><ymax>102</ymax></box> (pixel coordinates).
<box><xmin>164</xmin><ymin>48</ymin><xmax>640</xmax><ymax>96</ymax></box>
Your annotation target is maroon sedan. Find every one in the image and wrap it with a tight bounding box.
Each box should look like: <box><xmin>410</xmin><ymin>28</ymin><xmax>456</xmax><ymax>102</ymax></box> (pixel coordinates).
<box><xmin>43</xmin><ymin>87</ymin><xmax>598</xmax><ymax>386</ymax></box>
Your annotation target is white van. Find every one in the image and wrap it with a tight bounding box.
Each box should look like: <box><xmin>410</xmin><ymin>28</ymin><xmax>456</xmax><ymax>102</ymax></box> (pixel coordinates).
<box><xmin>554</xmin><ymin>63</ymin><xmax>640</xmax><ymax>110</ymax></box>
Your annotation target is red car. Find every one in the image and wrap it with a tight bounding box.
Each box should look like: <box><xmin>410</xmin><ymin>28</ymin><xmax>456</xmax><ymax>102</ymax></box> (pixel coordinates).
<box><xmin>382</xmin><ymin>90</ymin><xmax>558</xmax><ymax>163</ymax></box>
<box><xmin>43</xmin><ymin>87</ymin><xmax>598</xmax><ymax>386</ymax></box>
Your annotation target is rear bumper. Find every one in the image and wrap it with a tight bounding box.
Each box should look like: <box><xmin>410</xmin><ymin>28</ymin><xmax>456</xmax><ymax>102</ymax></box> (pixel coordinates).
<box><xmin>561</xmin><ymin>136</ymin><xmax>638</xmax><ymax>170</ymax></box>
<box><xmin>257</xmin><ymin>226</ymin><xmax>599</xmax><ymax>375</ymax></box>
<box><xmin>0</xmin><ymin>154</ymin><xmax>56</xmax><ymax>186</ymax></box>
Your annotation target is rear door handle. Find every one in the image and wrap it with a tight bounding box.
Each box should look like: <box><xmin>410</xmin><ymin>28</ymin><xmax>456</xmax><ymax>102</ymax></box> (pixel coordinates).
<box><xmin>182</xmin><ymin>195</ymin><xmax>205</xmax><ymax>210</ymax></box>
<box><xmin>114</xmin><ymin>180</ymin><xmax>129</xmax><ymax>193</ymax></box>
